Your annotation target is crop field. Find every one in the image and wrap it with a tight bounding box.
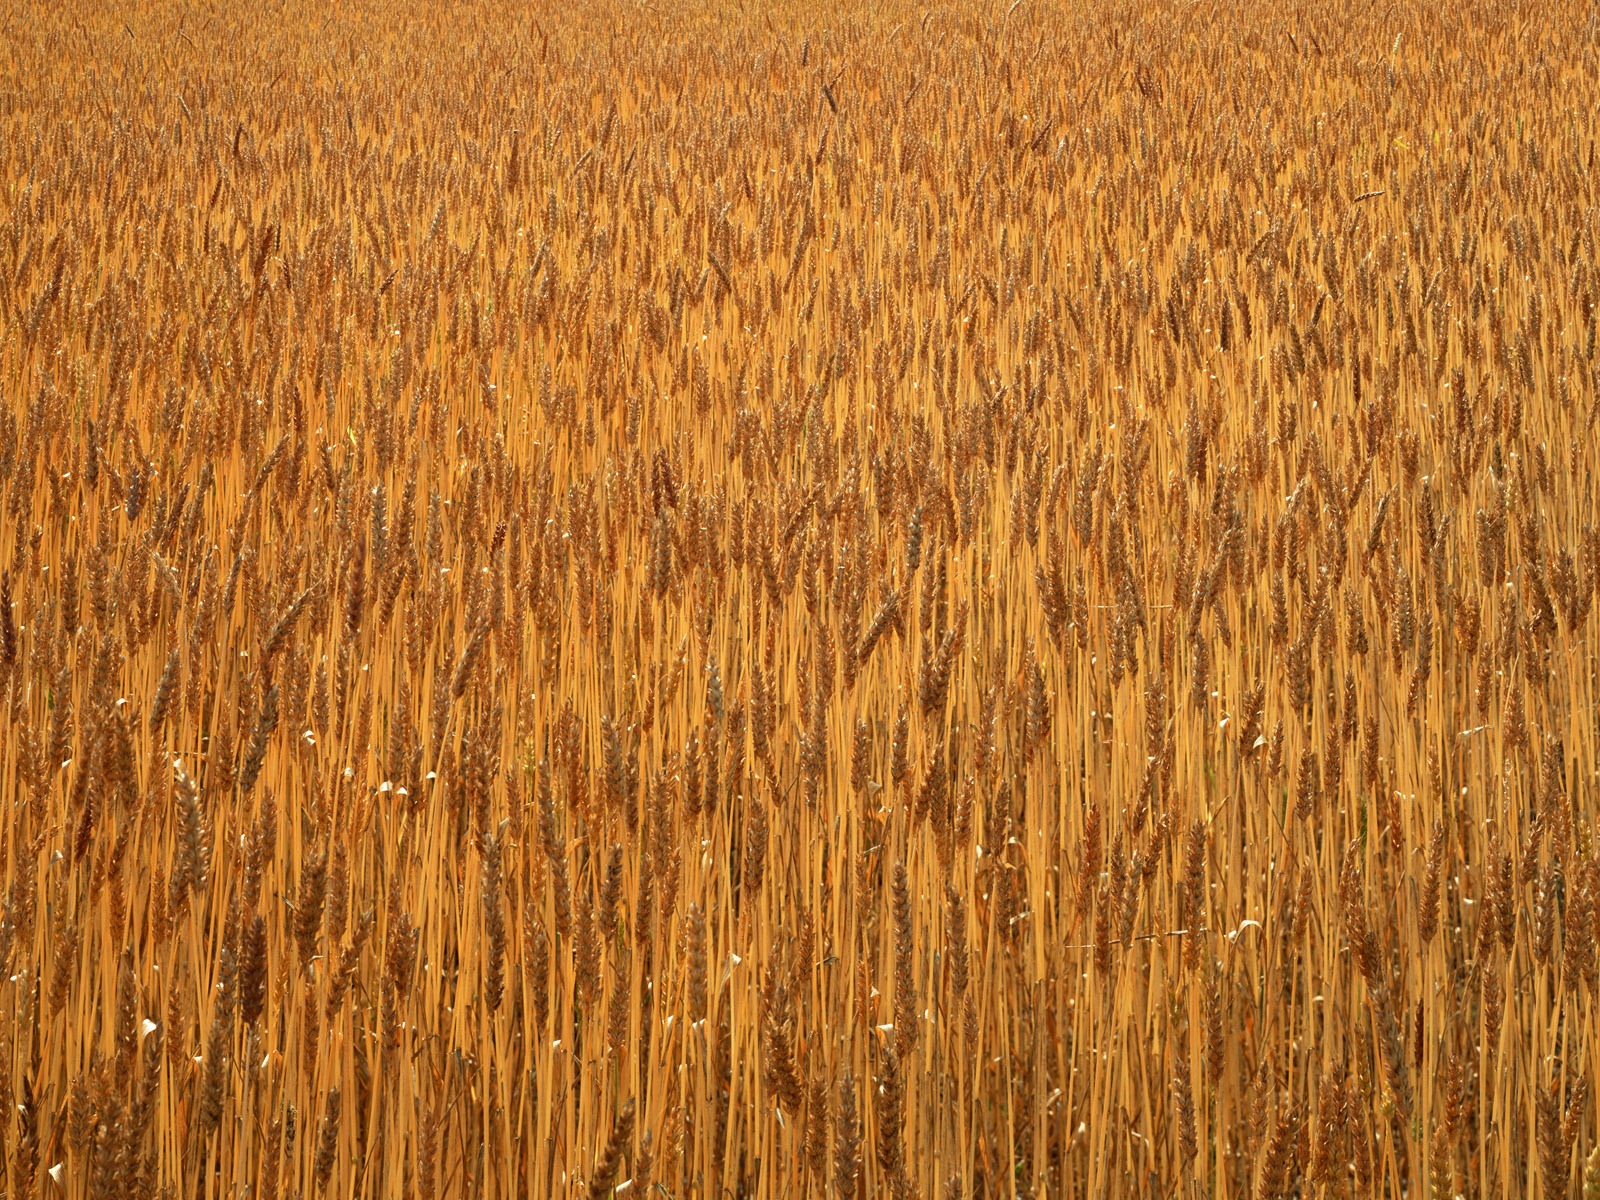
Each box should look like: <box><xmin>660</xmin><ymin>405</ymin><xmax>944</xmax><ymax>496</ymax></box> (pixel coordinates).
<box><xmin>2</xmin><ymin>0</ymin><xmax>1599</xmax><ymax>1196</ymax></box>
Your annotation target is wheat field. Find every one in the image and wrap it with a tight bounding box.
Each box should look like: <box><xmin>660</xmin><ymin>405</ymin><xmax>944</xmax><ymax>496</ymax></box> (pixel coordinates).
<box><xmin>1</xmin><ymin>0</ymin><xmax>1598</xmax><ymax>1196</ymax></box>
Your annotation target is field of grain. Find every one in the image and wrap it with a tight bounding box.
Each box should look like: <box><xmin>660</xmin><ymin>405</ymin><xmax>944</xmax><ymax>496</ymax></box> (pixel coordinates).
<box><xmin>2</xmin><ymin>0</ymin><xmax>1599</xmax><ymax>1196</ymax></box>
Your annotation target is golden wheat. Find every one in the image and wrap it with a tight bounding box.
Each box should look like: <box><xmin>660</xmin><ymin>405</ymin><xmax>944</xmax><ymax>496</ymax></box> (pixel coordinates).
<box><xmin>2</xmin><ymin>0</ymin><xmax>1600</xmax><ymax>1197</ymax></box>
